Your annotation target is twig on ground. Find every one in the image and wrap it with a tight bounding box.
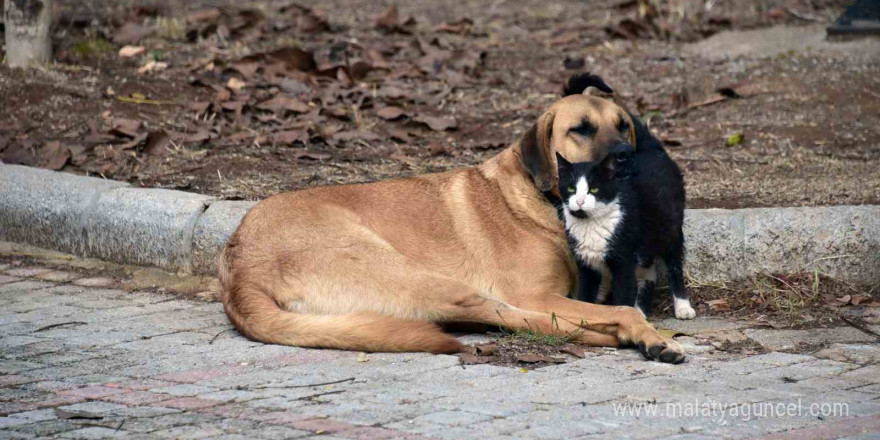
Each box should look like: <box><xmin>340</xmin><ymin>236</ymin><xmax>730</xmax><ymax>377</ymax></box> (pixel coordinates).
<box><xmin>255</xmin><ymin>377</ymin><xmax>357</xmax><ymax>389</ymax></box>
<box><xmin>209</xmin><ymin>328</ymin><xmax>236</xmax><ymax>344</ymax></box>
<box><xmin>839</xmin><ymin>315</ymin><xmax>880</xmax><ymax>339</ymax></box>
<box><xmin>34</xmin><ymin>321</ymin><xmax>87</xmax><ymax>332</ymax></box>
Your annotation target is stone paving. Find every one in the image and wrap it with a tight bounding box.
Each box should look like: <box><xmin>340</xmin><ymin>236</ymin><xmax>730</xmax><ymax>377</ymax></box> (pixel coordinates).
<box><xmin>0</xmin><ymin>264</ymin><xmax>879</xmax><ymax>440</ymax></box>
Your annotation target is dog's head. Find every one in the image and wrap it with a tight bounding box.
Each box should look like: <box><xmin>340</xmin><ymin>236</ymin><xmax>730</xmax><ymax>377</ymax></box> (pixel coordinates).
<box><xmin>519</xmin><ymin>73</ymin><xmax>637</xmax><ymax>194</ymax></box>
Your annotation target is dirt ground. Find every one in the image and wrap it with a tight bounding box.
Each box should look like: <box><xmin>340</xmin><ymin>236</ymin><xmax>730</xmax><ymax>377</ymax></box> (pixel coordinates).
<box><xmin>1</xmin><ymin>0</ymin><xmax>879</xmax><ymax>208</ymax></box>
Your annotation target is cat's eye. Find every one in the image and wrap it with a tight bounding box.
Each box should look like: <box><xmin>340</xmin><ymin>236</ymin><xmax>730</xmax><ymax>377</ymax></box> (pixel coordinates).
<box><xmin>567</xmin><ymin>186</ymin><xmax>576</xmax><ymax>194</ymax></box>
<box><xmin>590</xmin><ymin>188</ymin><xmax>599</xmax><ymax>194</ymax></box>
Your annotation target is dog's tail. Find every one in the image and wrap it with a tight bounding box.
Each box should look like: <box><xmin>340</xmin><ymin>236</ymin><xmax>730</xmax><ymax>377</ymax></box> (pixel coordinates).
<box><xmin>222</xmin><ymin>289</ymin><xmax>462</xmax><ymax>354</ymax></box>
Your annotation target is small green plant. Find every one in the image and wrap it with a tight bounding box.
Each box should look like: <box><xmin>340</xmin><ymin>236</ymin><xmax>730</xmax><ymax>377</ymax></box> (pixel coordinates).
<box><xmin>500</xmin><ymin>312</ymin><xmax>584</xmax><ymax>347</ymax></box>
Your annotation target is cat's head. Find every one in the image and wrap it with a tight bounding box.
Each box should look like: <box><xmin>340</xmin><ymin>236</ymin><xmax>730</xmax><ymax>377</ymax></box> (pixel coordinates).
<box><xmin>556</xmin><ymin>152</ymin><xmax>619</xmax><ymax>220</ymax></box>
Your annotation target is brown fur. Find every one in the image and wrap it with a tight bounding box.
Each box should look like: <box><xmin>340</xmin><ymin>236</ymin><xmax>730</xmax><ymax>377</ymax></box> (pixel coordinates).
<box><xmin>220</xmin><ymin>93</ymin><xmax>684</xmax><ymax>362</ymax></box>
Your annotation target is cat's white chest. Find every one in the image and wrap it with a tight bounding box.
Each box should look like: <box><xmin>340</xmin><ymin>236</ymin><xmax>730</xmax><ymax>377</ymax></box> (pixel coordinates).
<box><xmin>565</xmin><ymin>203</ymin><xmax>622</xmax><ymax>261</ymax></box>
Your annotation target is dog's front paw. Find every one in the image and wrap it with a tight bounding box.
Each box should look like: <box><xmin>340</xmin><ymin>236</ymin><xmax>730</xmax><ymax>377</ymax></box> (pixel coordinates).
<box><xmin>638</xmin><ymin>338</ymin><xmax>685</xmax><ymax>364</ymax></box>
<box><xmin>674</xmin><ymin>298</ymin><xmax>696</xmax><ymax>320</ymax></box>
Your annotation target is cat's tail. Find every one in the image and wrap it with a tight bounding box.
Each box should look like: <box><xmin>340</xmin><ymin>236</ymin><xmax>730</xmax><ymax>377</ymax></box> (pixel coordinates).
<box><xmin>221</xmin><ymin>283</ymin><xmax>463</xmax><ymax>354</ymax></box>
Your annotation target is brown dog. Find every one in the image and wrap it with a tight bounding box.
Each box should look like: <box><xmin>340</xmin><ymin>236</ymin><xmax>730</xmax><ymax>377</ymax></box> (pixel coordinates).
<box><xmin>219</xmin><ymin>89</ymin><xmax>685</xmax><ymax>364</ymax></box>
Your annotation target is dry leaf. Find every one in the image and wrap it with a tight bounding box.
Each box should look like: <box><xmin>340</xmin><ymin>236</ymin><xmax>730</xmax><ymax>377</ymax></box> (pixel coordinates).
<box><xmin>706</xmin><ymin>299</ymin><xmax>730</xmax><ymax>312</ymax></box>
<box><xmin>377</xmin><ymin>106</ymin><xmax>406</xmax><ymax>120</ymax></box>
<box><xmin>295</xmin><ymin>150</ymin><xmax>332</xmax><ymax>161</ymax></box>
<box><xmin>110</xmin><ymin>119</ymin><xmax>142</xmax><ymax>138</ymax></box>
<box><xmin>118</xmin><ymin>45</ymin><xmax>146</xmax><ymax>58</ymax></box>
<box><xmin>850</xmin><ymin>295</ymin><xmax>870</xmax><ymax>306</ymax></box>
<box><xmin>256</xmin><ymin>95</ymin><xmax>310</xmax><ymax>115</ymax></box>
<box><xmin>837</xmin><ymin>295</ymin><xmax>852</xmax><ymax>304</ymax></box>
<box><xmin>372</xmin><ymin>5</ymin><xmax>399</xmax><ymax>29</ymax></box>
<box><xmin>144</xmin><ymin>130</ymin><xmax>171</xmax><ymax>156</ymax></box>
<box><xmin>459</xmin><ymin>353</ymin><xmax>490</xmax><ymax>364</ymax></box>
<box><xmin>474</xmin><ymin>343</ymin><xmax>498</xmax><ymax>356</ymax></box>
<box><xmin>37</xmin><ymin>141</ymin><xmax>70</xmax><ymax>170</ymax></box>
<box><xmin>432</xmin><ymin>18</ymin><xmax>473</xmax><ymax>34</ymax></box>
<box><xmin>272</xmin><ymin>130</ymin><xmax>309</xmax><ymax>145</ymax></box>
<box><xmin>227</xmin><ymin>77</ymin><xmax>246</xmax><ymax>91</ymax></box>
<box><xmin>559</xmin><ymin>344</ymin><xmax>586</xmax><ymax>359</ymax></box>
<box><xmin>413</xmin><ymin>115</ymin><xmax>458</xmax><ymax>131</ymax></box>
<box><xmin>137</xmin><ymin>60</ymin><xmax>168</xmax><ymax>74</ymax></box>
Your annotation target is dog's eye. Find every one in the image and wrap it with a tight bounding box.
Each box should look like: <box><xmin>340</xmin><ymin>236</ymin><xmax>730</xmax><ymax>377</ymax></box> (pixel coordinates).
<box><xmin>567</xmin><ymin>186</ymin><xmax>576</xmax><ymax>194</ymax></box>
<box><xmin>570</xmin><ymin>122</ymin><xmax>596</xmax><ymax>137</ymax></box>
<box><xmin>590</xmin><ymin>188</ymin><xmax>599</xmax><ymax>194</ymax></box>
<box><xmin>617</xmin><ymin>120</ymin><xmax>630</xmax><ymax>134</ymax></box>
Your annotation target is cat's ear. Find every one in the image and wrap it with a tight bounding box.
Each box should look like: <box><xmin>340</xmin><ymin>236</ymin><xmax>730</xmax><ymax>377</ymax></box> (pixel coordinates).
<box><xmin>519</xmin><ymin>111</ymin><xmax>555</xmax><ymax>192</ymax></box>
<box><xmin>555</xmin><ymin>152</ymin><xmax>572</xmax><ymax>170</ymax></box>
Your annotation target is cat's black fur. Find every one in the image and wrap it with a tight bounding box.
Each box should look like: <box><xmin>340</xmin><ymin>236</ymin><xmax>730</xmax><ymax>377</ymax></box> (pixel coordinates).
<box><xmin>556</xmin><ymin>133</ymin><xmax>687</xmax><ymax>317</ymax></box>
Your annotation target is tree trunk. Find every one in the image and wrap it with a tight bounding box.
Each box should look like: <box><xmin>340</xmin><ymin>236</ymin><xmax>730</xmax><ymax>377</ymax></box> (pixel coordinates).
<box><xmin>4</xmin><ymin>0</ymin><xmax>52</xmax><ymax>68</ymax></box>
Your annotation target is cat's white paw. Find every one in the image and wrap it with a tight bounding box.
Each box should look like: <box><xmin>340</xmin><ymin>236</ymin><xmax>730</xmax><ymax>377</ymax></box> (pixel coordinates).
<box><xmin>674</xmin><ymin>298</ymin><xmax>696</xmax><ymax>320</ymax></box>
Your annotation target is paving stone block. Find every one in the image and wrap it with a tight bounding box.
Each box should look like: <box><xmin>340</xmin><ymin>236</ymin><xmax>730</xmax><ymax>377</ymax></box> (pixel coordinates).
<box><xmin>59</xmin><ymin>427</ymin><xmax>128</xmax><ymax>439</ymax></box>
<box><xmin>151</xmin><ymin>384</ymin><xmax>218</xmax><ymax>397</ymax></box>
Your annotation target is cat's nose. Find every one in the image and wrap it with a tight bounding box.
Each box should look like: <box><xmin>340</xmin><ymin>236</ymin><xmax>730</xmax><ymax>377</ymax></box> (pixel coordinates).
<box><xmin>576</xmin><ymin>197</ymin><xmax>585</xmax><ymax>206</ymax></box>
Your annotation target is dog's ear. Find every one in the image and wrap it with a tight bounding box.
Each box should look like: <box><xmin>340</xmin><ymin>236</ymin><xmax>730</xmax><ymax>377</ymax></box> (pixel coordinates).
<box><xmin>562</xmin><ymin>73</ymin><xmax>614</xmax><ymax>97</ymax></box>
<box><xmin>519</xmin><ymin>112</ymin><xmax>555</xmax><ymax>193</ymax></box>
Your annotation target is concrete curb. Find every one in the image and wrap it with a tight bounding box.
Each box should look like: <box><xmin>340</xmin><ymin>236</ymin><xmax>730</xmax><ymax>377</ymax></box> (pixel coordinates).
<box><xmin>1</xmin><ymin>164</ymin><xmax>878</xmax><ymax>283</ymax></box>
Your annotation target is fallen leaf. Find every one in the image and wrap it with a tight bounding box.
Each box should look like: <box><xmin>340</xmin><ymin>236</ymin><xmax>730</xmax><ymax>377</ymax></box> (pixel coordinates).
<box><xmin>432</xmin><ymin>18</ymin><xmax>473</xmax><ymax>34</ymax></box>
<box><xmin>474</xmin><ymin>343</ymin><xmax>498</xmax><ymax>356</ymax></box>
<box><xmin>459</xmin><ymin>353</ymin><xmax>490</xmax><ymax>365</ymax></box>
<box><xmin>372</xmin><ymin>5</ymin><xmax>399</xmax><ymax>29</ymax></box>
<box><xmin>144</xmin><ymin>130</ymin><xmax>170</xmax><ymax>156</ymax></box>
<box><xmin>413</xmin><ymin>115</ymin><xmax>458</xmax><ymax>131</ymax></box>
<box><xmin>516</xmin><ymin>353</ymin><xmax>565</xmax><ymax>364</ymax></box>
<box><xmin>256</xmin><ymin>96</ymin><xmax>310</xmax><ymax>115</ymax></box>
<box><xmin>227</xmin><ymin>77</ymin><xmax>246</xmax><ymax>92</ymax></box>
<box><xmin>110</xmin><ymin>119</ymin><xmax>143</xmax><ymax>138</ymax></box>
<box><xmin>725</xmin><ymin>132</ymin><xmax>744</xmax><ymax>147</ymax></box>
<box><xmin>37</xmin><ymin>141</ymin><xmax>70</xmax><ymax>170</ymax></box>
<box><xmin>185</xmin><ymin>128</ymin><xmax>211</xmax><ymax>144</ymax></box>
<box><xmin>706</xmin><ymin>299</ymin><xmax>730</xmax><ymax>312</ymax></box>
<box><xmin>850</xmin><ymin>295</ymin><xmax>871</xmax><ymax>306</ymax></box>
<box><xmin>377</xmin><ymin>106</ymin><xmax>406</xmax><ymax>120</ymax></box>
<box><xmin>118</xmin><ymin>45</ymin><xmax>146</xmax><ymax>58</ymax></box>
<box><xmin>137</xmin><ymin>60</ymin><xmax>168</xmax><ymax>74</ymax></box>
<box><xmin>272</xmin><ymin>130</ymin><xmax>309</xmax><ymax>145</ymax></box>
<box><xmin>837</xmin><ymin>295</ymin><xmax>853</xmax><ymax>304</ymax></box>
<box><xmin>559</xmin><ymin>344</ymin><xmax>586</xmax><ymax>358</ymax></box>
<box><xmin>356</xmin><ymin>352</ymin><xmax>369</xmax><ymax>362</ymax></box>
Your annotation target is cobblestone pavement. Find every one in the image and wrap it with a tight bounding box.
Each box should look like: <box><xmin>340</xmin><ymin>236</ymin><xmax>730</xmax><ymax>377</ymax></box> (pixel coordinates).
<box><xmin>1</xmin><ymin>264</ymin><xmax>879</xmax><ymax>440</ymax></box>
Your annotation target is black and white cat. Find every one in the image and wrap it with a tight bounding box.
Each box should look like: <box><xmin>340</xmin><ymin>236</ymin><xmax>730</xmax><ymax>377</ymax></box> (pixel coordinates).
<box><xmin>556</xmin><ymin>149</ymin><xmax>695</xmax><ymax>319</ymax></box>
